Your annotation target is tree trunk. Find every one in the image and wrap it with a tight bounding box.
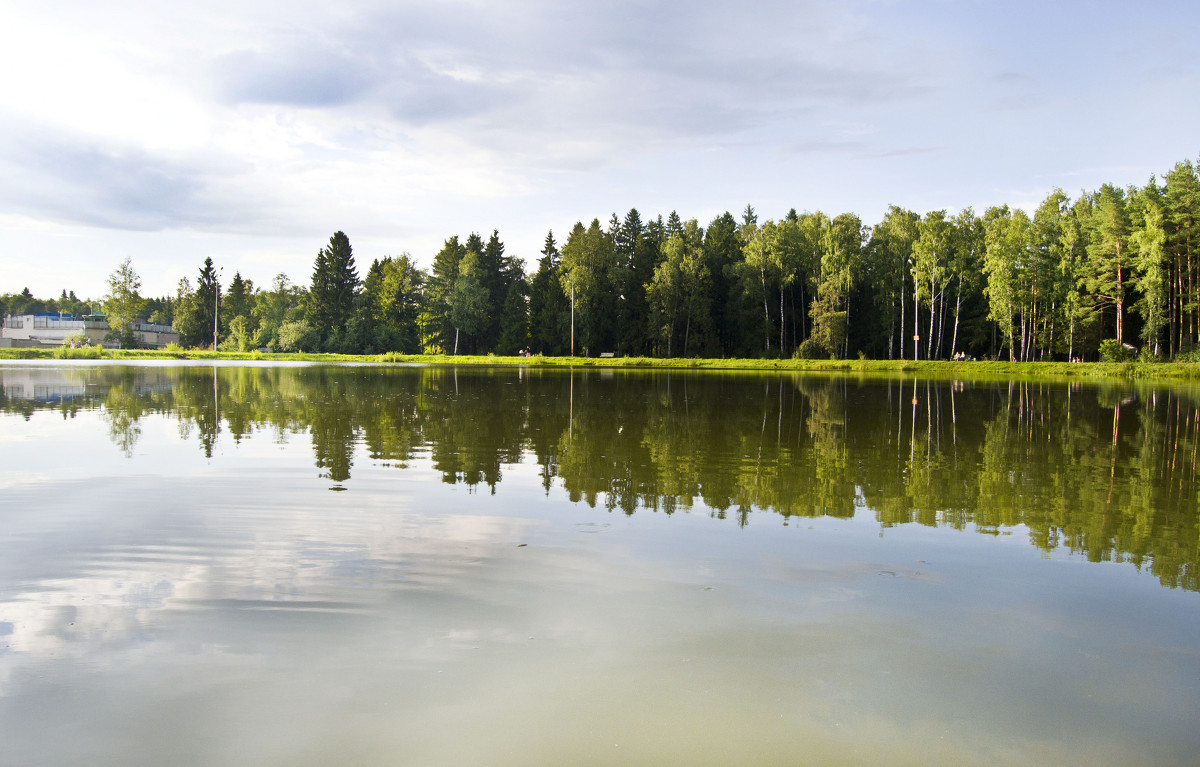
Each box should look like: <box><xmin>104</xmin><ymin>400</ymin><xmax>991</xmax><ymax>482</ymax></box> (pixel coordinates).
<box><xmin>844</xmin><ymin>290</ymin><xmax>851</xmax><ymax>359</ymax></box>
<box><xmin>888</xmin><ymin>301</ymin><xmax>895</xmax><ymax>360</ymax></box>
<box><xmin>936</xmin><ymin>283</ymin><xmax>948</xmax><ymax>358</ymax></box>
<box><xmin>1171</xmin><ymin>255</ymin><xmax>1179</xmax><ymax>356</ymax></box>
<box><xmin>1069</xmin><ymin>313</ymin><xmax>1076</xmax><ymax>361</ymax></box>
<box><xmin>799</xmin><ymin>281</ymin><xmax>807</xmax><ymax>340</ymax></box>
<box><xmin>927</xmin><ymin>278</ymin><xmax>936</xmax><ymax>360</ymax></box>
<box><xmin>780</xmin><ymin>288</ymin><xmax>785</xmax><ymax>353</ymax></box>
<box><xmin>913</xmin><ymin>277</ymin><xmax>920</xmax><ymax>361</ymax></box>
<box><xmin>1190</xmin><ymin>249</ymin><xmax>1196</xmax><ymax>349</ymax></box>
<box><xmin>1115</xmin><ymin>240</ymin><xmax>1125</xmax><ymax>344</ymax></box>
<box><xmin>1047</xmin><ymin>300</ymin><xmax>1056</xmax><ymax>361</ymax></box>
<box><xmin>761</xmin><ymin>268</ymin><xmax>770</xmax><ymax>352</ymax></box>
<box><xmin>950</xmin><ymin>273</ymin><xmax>962</xmax><ymax>358</ymax></box>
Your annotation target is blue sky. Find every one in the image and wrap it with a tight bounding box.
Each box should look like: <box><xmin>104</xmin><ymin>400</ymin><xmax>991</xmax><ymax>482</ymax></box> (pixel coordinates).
<box><xmin>1</xmin><ymin>0</ymin><xmax>1197</xmax><ymax>298</ymax></box>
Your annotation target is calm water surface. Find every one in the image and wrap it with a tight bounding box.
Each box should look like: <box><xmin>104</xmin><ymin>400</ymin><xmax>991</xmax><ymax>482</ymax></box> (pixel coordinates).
<box><xmin>1</xmin><ymin>362</ymin><xmax>1198</xmax><ymax>766</ymax></box>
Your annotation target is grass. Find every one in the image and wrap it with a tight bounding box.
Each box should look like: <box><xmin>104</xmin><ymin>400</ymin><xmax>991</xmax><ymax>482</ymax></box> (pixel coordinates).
<box><xmin>4</xmin><ymin>345</ymin><xmax>1200</xmax><ymax>381</ymax></box>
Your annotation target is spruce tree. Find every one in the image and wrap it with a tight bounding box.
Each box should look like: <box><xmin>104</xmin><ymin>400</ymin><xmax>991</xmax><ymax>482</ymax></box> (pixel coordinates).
<box><xmin>529</xmin><ymin>231</ymin><xmax>568</xmax><ymax>354</ymax></box>
<box><xmin>188</xmin><ymin>257</ymin><xmax>221</xmax><ymax>348</ymax></box>
<box><xmin>306</xmin><ymin>231</ymin><xmax>360</xmax><ymax>349</ymax></box>
<box><xmin>423</xmin><ymin>236</ymin><xmax>465</xmax><ymax>352</ymax></box>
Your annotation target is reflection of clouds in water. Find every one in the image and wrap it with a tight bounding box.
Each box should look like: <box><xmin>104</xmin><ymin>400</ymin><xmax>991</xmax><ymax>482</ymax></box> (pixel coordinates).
<box><xmin>0</xmin><ymin>471</ymin><xmax>57</xmax><ymax>488</ymax></box>
<box><xmin>0</xmin><ymin>485</ymin><xmax>535</xmax><ymax>670</ymax></box>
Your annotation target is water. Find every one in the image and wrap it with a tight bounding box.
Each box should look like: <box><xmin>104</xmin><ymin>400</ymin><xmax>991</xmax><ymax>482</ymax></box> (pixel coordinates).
<box><xmin>1</xmin><ymin>362</ymin><xmax>1198</xmax><ymax>766</ymax></box>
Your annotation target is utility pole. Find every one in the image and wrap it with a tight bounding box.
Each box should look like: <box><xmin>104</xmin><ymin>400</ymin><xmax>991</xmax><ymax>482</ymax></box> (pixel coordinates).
<box><xmin>570</xmin><ymin>281</ymin><xmax>575</xmax><ymax>357</ymax></box>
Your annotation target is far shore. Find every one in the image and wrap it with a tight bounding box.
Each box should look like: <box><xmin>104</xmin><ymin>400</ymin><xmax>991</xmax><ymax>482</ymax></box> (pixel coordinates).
<box><xmin>3</xmin><ymin>346</ymin><xmax>1199</xmax><ymax>381</ymax></box>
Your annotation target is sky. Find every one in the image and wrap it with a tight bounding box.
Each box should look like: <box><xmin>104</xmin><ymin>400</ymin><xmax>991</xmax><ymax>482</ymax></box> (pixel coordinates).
<box><xmin>1</xmin><ymin>0</ymin><xmax>1198</xmax><ymax>300</ymax></box>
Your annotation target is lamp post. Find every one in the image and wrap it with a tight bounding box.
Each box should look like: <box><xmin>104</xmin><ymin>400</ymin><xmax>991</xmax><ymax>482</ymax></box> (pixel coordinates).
<box><xmin>570</xmin><ymin>280</ymin><xmax>575</xmax><ymax>357</ymax></box>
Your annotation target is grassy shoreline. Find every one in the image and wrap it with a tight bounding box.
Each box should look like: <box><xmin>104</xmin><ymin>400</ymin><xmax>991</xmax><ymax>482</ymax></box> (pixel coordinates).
<box><xmin>3</xmin><ymin>346</ymin><xmax>1200</xmax><ymax>380</ymax></box>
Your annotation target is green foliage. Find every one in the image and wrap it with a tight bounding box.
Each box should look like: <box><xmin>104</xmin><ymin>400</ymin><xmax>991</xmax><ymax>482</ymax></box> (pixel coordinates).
<box><xmin>1084</xmin><ymin>184</ymin><xmax>1132</xmax><ymax>343</ymax></box>
<box><xmin>361</xmin><ymin>255</ymin><xmax>424</xmax><ymax>354</ymax></box>
<box><xmin>227</xmin><ymin>315</ymin><xmax>259</xmax><ymax>352</ymax></box>
<box><xmin>1099</xmin><ymin>339</ymin><xmax>1137</xmax><ymax>363</ymax></box>
<box><xmin>180</xmin><ymin>258</ymin><xmax>221</xmax><ymax>348</ymax></box>
<box><xmin>13</xmin><ymin>156</ymin><xmax>1200</xmax><ymax>365</ymax></box>
<box><xmin>529</xmin><ymin>231</ymin><xmax>569</xmax><ymax>355</ymax></box>
<box><xmin>51</xmin><ymin>340</ymin><xmax>104</xmax><ymax>359</ymax></box>
<box><xmin>306</xmin><ymin>231</ymin><xmax>360</xmax><ymax>350</ymax></box>
<box><xmin>559</xmin><ymin>219</ymin><xmax>619</xmax><ymax>354</ymax></box>
<box><xmin>102</xmin><ymin>257</ymin><xmax>145</xmax><ymax>348</ymax></box>
<box><xmin>1130</xmin><ymin>190</ymin><xmax>1169</xmax><ymax>355</ymax></box>
<box><xmin>277</xmin><ymin>320</ymin><xmax>317</xmax><ymax>352</ymax></box>
<box><xmin>448</xmin><ymin>248</ymin><xmax>490</xmax><ymax>354</ymax></box>
<box><xmin>422</xmin><ymin>236</ymin><xmax>465</xmax><ymax>352</ymax></box>
<box><xmin>60</xmin><ymin>332</ymin><xmax>90</xmax><ymax>348</ymax></box>
<box><xmin>795</xmin><ymin>337</ymin><xmax>826</xmax><ymax>359</ymax></box>
<box><xmin>496</xmin><ymin>279</ymin><xmax>530</xmax><ymax>355</ymax></box>
<box><xmin>646</xmin><ymin>221</ymin><xmax>712</xmax><ymax>356</ymax></box>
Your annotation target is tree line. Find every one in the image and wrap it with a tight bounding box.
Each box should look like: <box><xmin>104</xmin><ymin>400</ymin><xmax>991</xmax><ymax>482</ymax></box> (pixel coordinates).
<box><xmin>9</xmin><ymin>155</ymin><xmax>1200</xmax><ymax>361</ymax></box>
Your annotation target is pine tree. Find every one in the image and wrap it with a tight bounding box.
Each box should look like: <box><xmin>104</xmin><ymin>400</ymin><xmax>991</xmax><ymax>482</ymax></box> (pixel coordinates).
<box><xmin>225</xmin><ymin>272</ymin><xmax>254</xmax><ymax>325</ymax></box>
<box><xmin>1084</xmin><ymin>185</ymin><xmax>1131</xmax><ymax>343</ymax></box>
<box><xmin>478</xmin><ymin>230</ymin><xmax>508</xmax><ymax>350</ymax></box>
<box><xmin>1164</xmin><ymin>160</ymin><xmax>1200</xmax><ymax>353</ymax></box>
<box><xmin>559</xmin><ymin>219</ymin><xmax>618</xmax><ymax>355</ymax></box>
<box><xmin>306</xmin><ymin>231</ymin><xmax>360</xmax><ymax>350</ymax></box>
<box><xmin>423</xmin><ymin>236</ymin><xmax>465</xmax><ymax>352</ymax></box>
<box><xmin>529</xmin><ymin>231</ymin><xmax>569</xmax><ymax>355</ymax></box>
<box><xmin>702</xmin><ymin>212</ymin><xmax>742</xmax><ymax>355</ymax></box>
<box><xmin>1131</xmin><ymin>186</ymin><xmax>1169</xmax><ymax>355</ymax></box>
<box><xmin>449</xmin><ymin>247</ymin><xmax>489</xmax><ymax>354</ymax></box>
<box><xmin>187</xmin><ymin>257</ymin><xmax>221</xmax><ymax>348</ymax></box>
<box><xmin>497</xmin><ymin>279</ymin><xmax>530</xmax><ymax>355</ymax></box>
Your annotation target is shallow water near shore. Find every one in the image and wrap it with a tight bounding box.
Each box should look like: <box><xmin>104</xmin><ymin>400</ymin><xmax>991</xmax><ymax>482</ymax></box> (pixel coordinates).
<box><xmin>1</xmin><ymin>362</ymin><xmax>1198</xmax><ymax>766</ymax></box>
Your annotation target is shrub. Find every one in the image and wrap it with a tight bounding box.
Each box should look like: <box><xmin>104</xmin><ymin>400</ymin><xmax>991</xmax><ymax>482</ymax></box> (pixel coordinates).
<box><xmin>795</xmin><ymin>338</ymin><xmax>826</xmax><ymax>360</ymax></box>
<box><xmin>52</xmin><ymin>344</ymin><xmax>104</xmax><ymax>359</ymax></box>
<box><xmin>276</xmin><ymin>320</ymin><xmax>317</xmax><ymax>352</ymax></box>
<box><xmin>1099</xmin><ymin>339</ymin><xmax>1137</xmax><ymax>363</ymax></box>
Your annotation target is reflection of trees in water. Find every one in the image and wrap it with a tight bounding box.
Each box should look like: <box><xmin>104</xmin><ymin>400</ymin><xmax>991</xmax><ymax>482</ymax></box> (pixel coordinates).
<box><xmin>4</xmin><ymin>365</ymin><xmax>1198</xmax><ymax>590</ymax></box>
<box><xmin>869</xmin><ymin>378</ymin><xmax>1200</xmax><ymax>591</ymax></box>
<box><xmin>102</xmin><ymin>380</ymin><xmax>145</xmax><ymax>458</ymax></box>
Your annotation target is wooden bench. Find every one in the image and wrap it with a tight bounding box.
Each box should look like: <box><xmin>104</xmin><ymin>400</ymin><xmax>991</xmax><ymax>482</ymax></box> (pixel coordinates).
<box><xmin>599</xmin><ymin>352</ymin><xmax>615</xmax><ymax>358</ymax></box>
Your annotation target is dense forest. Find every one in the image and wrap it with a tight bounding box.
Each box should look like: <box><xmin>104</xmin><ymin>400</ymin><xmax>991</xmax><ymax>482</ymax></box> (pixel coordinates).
<box><xmin>5</xmin><ymin>156</ymin><xmax>1200</xmax><ymax>361</ymax></box>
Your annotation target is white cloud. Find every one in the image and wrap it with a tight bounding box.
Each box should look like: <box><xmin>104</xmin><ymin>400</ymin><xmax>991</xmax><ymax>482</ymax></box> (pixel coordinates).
<box><xmin>1</xmin><ymin>0</ymin><xmax>1198</xmax><ymax>296</ymax></box>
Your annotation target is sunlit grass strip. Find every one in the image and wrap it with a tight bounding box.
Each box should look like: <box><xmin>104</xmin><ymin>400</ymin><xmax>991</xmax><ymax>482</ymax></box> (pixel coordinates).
<box><xmin>3</xmin><ymin>345</ymin><xmax>1200</xmax><ymax>379</ymax></box>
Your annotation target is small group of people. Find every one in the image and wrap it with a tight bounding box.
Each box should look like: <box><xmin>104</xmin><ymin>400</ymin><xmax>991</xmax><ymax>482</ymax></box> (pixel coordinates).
<box><xmin>951</xmin><ymin>351</ymin><xmax>973</xmax><ymax>361</ymax></box>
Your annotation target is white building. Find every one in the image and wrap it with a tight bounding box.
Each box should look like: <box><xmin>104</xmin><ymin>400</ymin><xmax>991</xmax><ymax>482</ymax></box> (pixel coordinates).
<box><xmin>0</xmin><ymin>313</ymin><xmax>179</xmax><ymax>349</ymax></box>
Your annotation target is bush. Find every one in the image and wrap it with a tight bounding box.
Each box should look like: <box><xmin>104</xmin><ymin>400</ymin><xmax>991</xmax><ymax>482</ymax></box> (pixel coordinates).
<box><xmin>276</xmin><ymin>320</ymin><xmax>317</xmax><ymax>352</ymax></box>
<box><xmin>794</xmin><ymin>338</ymin><xmax>827</xmax><ymax>360</ymax></box>
<box><xmin>52</xmin><ymin>344</ymin><xmax>104</xmax><ymax>359</ymax></box>
<box><xmin>1099</xmin><ymin>339</ymin><xmax>1137</xmax><ymax>363</ymax></box>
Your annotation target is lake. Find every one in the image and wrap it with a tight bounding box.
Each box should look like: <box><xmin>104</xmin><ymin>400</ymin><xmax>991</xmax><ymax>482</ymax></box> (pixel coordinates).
<box><xmin>1</xmin><ymin>361</ymin><xmax>1198</xmax><ymax>766</ymax></box>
